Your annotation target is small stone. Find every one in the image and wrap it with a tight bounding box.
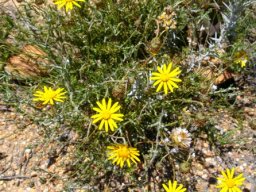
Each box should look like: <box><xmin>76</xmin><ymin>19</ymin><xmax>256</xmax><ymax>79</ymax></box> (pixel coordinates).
<box><xmin>196</xmin><ymin>170</ymin><xmax>204</xmax><ymax>177</ymax></box>
<box><xmin>244</xmin><ymin>182</ymin><xmax>252</xmax><ymax>191</ymax></box>
<box><xmin>195</xmin><ymin>179</ymin><xmax>208</xmax><ymax>191</ymax></box>
<box><xmin>204</xmin><ymin>157</ymin><xmax>215</xmax><ymax>166</ymax></box>
<box><xmin>236</xmin><ymin>166</ymin><xmax>244</xmax><ymax>172</ymax></box>
<box><xmin>31</xmin><ymin>171</ymin><xmax>37</xmax><ymax>177</ymax></box>
<box><xmin>214</xmin><ymin>70</ymin><xmax>234</xmax><ymax>85</ymax></box>
<box><xmin>25</xmin><ymin>148</ymin><xmax>32</xmax><ymax>155</ymax></box>
<box><xmin>110</xmin><ymin>181</ymin><xmax>116</xmax><ymax>188</ymax></box>
<box><xmin>201</xmin><ymin>134</ymin><xmax>208</xmax><ymax>139</ymax></box>
<box><xmin>208</xmin><ymin>184</ymin><xmax>218</xmax><ymax>192</ymax></box>
<box><xmin>203</xmin><ymin>142</ymin><xmax>209</xmax><ymax>148</ymax></box>
<box><xmin>202</xmin><ymin>173</ymin><xmax>208</xmax><ymax>180</ymax></box>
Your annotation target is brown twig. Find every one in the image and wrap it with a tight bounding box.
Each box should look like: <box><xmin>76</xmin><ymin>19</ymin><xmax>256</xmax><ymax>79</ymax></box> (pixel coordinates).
<box><xmin>0</xmin><ymin>175</ymin><xmax>31</xmax><ymax>181</ymax></box>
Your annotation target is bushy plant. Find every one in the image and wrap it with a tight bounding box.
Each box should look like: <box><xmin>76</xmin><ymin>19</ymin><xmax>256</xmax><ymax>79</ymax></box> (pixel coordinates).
<box><xmin>0</xmin><ymin>0</ymin><xmax>255</xmax><ymax>191</ymax></box>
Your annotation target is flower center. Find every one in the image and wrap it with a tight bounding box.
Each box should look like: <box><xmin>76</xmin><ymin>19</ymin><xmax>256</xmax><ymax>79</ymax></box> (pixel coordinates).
<box><xmin>102</xmin><ymin>111</ymin><xmax>111</xmax><ymax>120</ymax></box>
<box><xmin>226</xmin><ymin>179</ymin><xmax>236</xmax><ymax>188</ymax></box>
<box><xmin>118</xmin><ymin>146</ymin><xmax>130</xmax><ymax>158</ymax></box>
<box><xmin>160</xmin><ymin>73</ymin><xmax>170</xmax><ymax>82</ymax></box>
<box><xmin>172</xmin><ymin>135</ymin><xmax>181</xmax><ymax>143</ymax></box>
<box><xmin>180</xmin><ymin>132</ymin><xmax>188</xmax><ymax>139</ymax></box>
<box><xmin>47</xmin><ymin>91</ymin><xmax>57</xmax><ymax>99</ymax></box>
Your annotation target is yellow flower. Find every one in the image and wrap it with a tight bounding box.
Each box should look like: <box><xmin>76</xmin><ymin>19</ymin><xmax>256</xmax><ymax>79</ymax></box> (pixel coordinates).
<box><xmin>91</xmin><ymin>98</ymin><xmax>124</xmax><ymax>132</ymax></box>
<box><xmin>216</xmin><ymin>168</ymin><xmax>245</xmax><ymax>192</ymax></box>
<box><xmin>33</xmin><ymin>86</ymin><xmax>66</xmax><ymax>105</ymax></box>
<box><xmin>151</xmin><ymin>62</ymin><xmax>182</xmax><ymax>95</ymax></box>
<box><xmin>234</xmin><ymin>50</ymin><xmax>248</xmax><ymax>68</ymax></box>
<box><xmin>235</xmin><ymin>59</ymin><xmax>247</xmax><ymax>68</ymax></box>
<box><xmin>162</xmin><ymin>180</ymin><xmax>186</xmax><ymax>192</ymax></box>
<box><xmin>107</xmin><ymin>144</ymin><xmax>140</xmax><ymax>168</ymax></box>
<box><xmin>54</xmin><ymin>0</ymin><xmax>85</xmax><ymax>12</ymax></box>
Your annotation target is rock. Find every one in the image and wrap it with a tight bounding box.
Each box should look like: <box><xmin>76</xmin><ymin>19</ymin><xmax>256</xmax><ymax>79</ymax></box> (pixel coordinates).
<box><xmin>244</xmin><ymin>107</ymin><xmax>256</xmax><ymax>116</ymax></box>
<box><xmin>244</xmin><ymin>182</ymin><xmax>252</xmax><ymax>191</ymax></box>
<box><xmin>31</xmin><ymin>171</ymin><xmax>38</xmax><ymax>177</ymax></box>
<box><xmin>4</xmin><ymin>45</ymin><xmax>50</xmax><ymax>79</ymax></box>
<box><xmin>198</xmin><ymin>68</ymin><xmax>214</xmax><ymax>80</ymax></box>
<box><xmin>214</xmin><ymin>70</ymin><xmax>234</xmax><ymax>85</ymax></box>
<box><xmin>195</xmin><ymin>178</ymin><xmax>208</xmax><ymax>191</ymax></box>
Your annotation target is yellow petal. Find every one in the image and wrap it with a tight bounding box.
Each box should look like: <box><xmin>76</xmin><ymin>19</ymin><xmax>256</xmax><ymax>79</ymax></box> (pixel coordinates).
<box><xmin>168</xmin><ymin>80</ymin><xmax>179</xmax><ymax>88</ymax></box>
<box><xmin>157</xmin><ymin>66</ymin><xmax>163</xmax><ymax>73</ymax></box>
<box><xmin>221</xmin><ymin>170</ymin><xmax>228</xmax><ymax>179</ymax></box>
<box><xmin>99</xmin><ymin>120</ymin><xmax>104</xmax><ymax>130</ymax></box>
<box><xmin>110</xmin><ymin>103</ymin><xmax>121</xmax><ymax>113</ymax></box>
<box><xmin>102</xmin><ymin>98</ymin><xmax>107</xmax><ymax>109</ymax></box>
<box><xmin>170</xmin><ymin>77</ymin><xmax>182</xmax><ymax>82</ymax></box>
<box><xmin>107</xmin><ymin>98</ymin><xmax>112</xmax><ymax>110</ymax></box>
<box><xmin>127</xmin><ymin>159</ymin><xmax>131</xmax><ymax>167</ymax></box>
<box><xmin>150</xmin><ymin>76</ymin><xmax>161</xmax><ymax>80</ymax></box>
<box><xmin>54</xmin><ymin>98</ymin><xmax>64</xmax><ymax>102</ymax></box>
<box><xmin>93</xmin><ymin>107</ymin><xmax>102</xmax><ymax>113</ymax></box>
<box><xmin>156</xmin><ymin>82</ymin><xmax>163</xmax><ymax>92</ymax></box>
<box><xmin>49</xmin><ymin>99</ymin><xmax>54</xmax><ymax>105</ymax></box>
<box><xmin>163</xmin><ymin>83</ymin><xmax>168</xmax><ymax>94</ymax></box>
<box><xmin>104</xmin><ymin>120</ymin><xmax>109</xmax><ymax>132</ymax></box>
<box><xmin>167</xmin><ymin>81</ymin><xmax>174</xmax><ymax>92</ymax></box>
<box><xmin>173</xmin><ymin>181</ymin><xmax>177</xmax><ymax>190</ymax></box>
<box><xmin>163</xmin><ymin>64</ymin><xmax>167</xmax><ymax>72</ymax></box>
<box><xmin>151</xmin><ymin>72</ymin><xmax>161</xmax><ymax>76</ymax></box>
<box><xmin>111</xmin><ymin>114</ymin><xmax>124</xmax><ymax>121</ymax></box>
<box><xmin>168</xmin><ymin>180</ymin><xmax>173</xmax><ymax>189</ymax></box>
<box><xmin>72</xmin><ymin>1</ymin><xmax>81</xmax><ymax>7</ymax></box>
<box><xmin>162</xmin><ymin>184</ymin><xmax>169</xmax><ymax>191</ymax></box>
<box><xmin>153</xmin><ymin>79</ymin><xmax>162</xmax><ymax>86</ymax></box>
<box><xmin>92</xmin><ymin>116</ymin><xmax>102</xmax><ymax>124</ymax></box>
<box><xmin>108</xmin><ymin>119</ymin><xmax>115</xmax><ymax>131</ymax></box>
<box><xmin>170</xmin><ymin>67</ymin><xmax>181</xmax><ymax>77</ymax></box>
<box><xmin>167</xmin><ymin>62</ymin><xmax>172</xmax><ymax>73</ymax></box>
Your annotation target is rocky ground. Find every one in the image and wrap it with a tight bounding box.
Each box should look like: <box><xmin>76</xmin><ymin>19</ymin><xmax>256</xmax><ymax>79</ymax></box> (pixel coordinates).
<box><xmin>0</xmin><ymin>92</ymin><xmax>255</xmax><ymax>192</ymax></box>
<box><xmin>0</xmin><ymin>101</ymin><xmax>78</xmax><ymax>192</ymax></box>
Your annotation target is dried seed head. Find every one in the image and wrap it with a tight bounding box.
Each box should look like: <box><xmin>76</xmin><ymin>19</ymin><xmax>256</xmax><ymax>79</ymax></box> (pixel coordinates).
<box><xmin>147</xmin><ymin>37</ymin><xmax>162</xmax><ymax>56</ymax></box>
<box><xmin>170</xmin><ymin>127</ymin><xmax>192</xmax><ymax>148</ymax></box>
<box><xmin>157</xmin><ymin>6</ymin><xmax>177</xmax><ymax>30</ymax></box>
<box><xmin>180</xmin><ymin>161</ymin><xmax>191</xmax><ymax>173</ymax></box>
<box><xmin>112</xmin><ymin>84</ymin><xmax>126</xmax><ymax>100</ymax></box>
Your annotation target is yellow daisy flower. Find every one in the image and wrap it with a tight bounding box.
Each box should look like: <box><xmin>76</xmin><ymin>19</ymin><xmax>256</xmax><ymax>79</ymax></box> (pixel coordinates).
<box><xmin>150</xmin><ymin>62</ymin><xmax>182</xmax><ymax>95</ymax></box>
<box><xmin>216</xmin><ymin>168</ymin><xmax>245</xmax><ymax>192</ymax></box>
<box><xmin>107</xmin><ymin>144</ymin><xmax>140</xmax><ymax>168</ymax></box>
<box><xmin>162</xmin><ymin>180</ymin><xmax>186</xmax><ymax>192</ymax></box>
<box><xmin>91</xmin><ymin>98</ymin><xmax>124</xmax><ymax>132</ymax></box>
<box><xmin>33</xmin><ymin>86</ymin><xmax>67</xmax><ymax>105</ymax></box>
<box><xmin>234</xmin><ymin>51</ymin><xmax>248</xmax><ymax>68</ymax></box>
<box><xmin>54</xmin><ymin>0</ymin><xmax>86</xmax><ymax>12</ymax></box>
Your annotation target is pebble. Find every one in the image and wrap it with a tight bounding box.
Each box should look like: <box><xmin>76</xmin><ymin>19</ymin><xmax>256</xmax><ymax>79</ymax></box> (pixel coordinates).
<box><xmin>202</xmin><ymin>149</ymin><xmax>215</xmax><ymax>157</ymax></box>
<box><xmin>244</xmin><ymin>182</ymin><xmax>252</xmax><ymax>191</ymax></box>
<box><xmin>204</xmin><ymin>157</ymin><xmax>216</xmax><ymax>167</ymax></box>
<box><xmin>202</xmin><ymin>173</ymin><xmax>208</xmax><ymax>180</ymax></box>
<box><xmin>31</xmin><ymin>171</ymin><xmax>38</xmax><ymax>177</ymax></box>
<box><xmin>203</xmin><ymin>142</ymin><xmax>209</xmax><ymax>148</ymax></box>
<box><xmin>195</xmin><ymin>179</ymin><xmax>208</xmax><ymax>191</ymax></box>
